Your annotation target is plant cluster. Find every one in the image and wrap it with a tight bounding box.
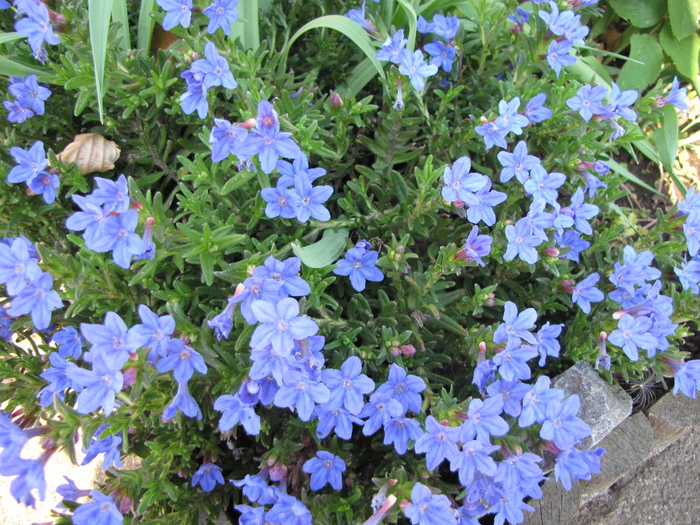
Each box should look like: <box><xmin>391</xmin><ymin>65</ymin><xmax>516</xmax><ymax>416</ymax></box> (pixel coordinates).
<box><xmin>0</xmin><ymin>1</ymin><xmax>699</xmax><ymax>524</ymax></box>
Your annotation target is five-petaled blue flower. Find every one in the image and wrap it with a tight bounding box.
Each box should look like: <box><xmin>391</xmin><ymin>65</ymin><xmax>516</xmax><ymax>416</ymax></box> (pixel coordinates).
<box><xmin>333</xmin><ymin>241</ymin><xmax>384</xmax><ymax>292</ymax></box>
<box><xmin>302</xmin><ymin>451</ymin><xmax>346</xmax><ymax>491</ymax></box>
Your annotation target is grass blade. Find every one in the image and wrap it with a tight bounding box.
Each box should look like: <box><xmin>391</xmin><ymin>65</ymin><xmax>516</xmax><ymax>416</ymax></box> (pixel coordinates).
<box><xmin>0</xmin><ymin>32</ymin><xmax>24</xmax><ymax>45</ymax></box>
<box><xmin>579</xmin><ymin>45</ymin><xmax>645</xmax><ymax>65</ymax></box>
<box><xmin>0</xmin><ymin>56</ymin><xmax>55</xmax><ymax>81</ymax></box>
<box><xmin>278</xmin><ymin>15</ymin><xmax>386</xmax><ymax>81</ymax></box>
<box><xmin>230</xmin><ymin>0</ymin><xmax>260</xmax><ymax>50</ymax></box>
<box><xmin>111</xmin><ymin>0</ymin><xmax>131</xmax><ymax>50</ymax></box>
<box><xmin>343</xmin><ymin>57</ymin><xmax>380</xmax><ymax>96</ymax></box>
<box><xmin>605</xmin><ymin>157</ymin><xmax>661</xmax><ymax>195</ymax></box>
<box><xmin>88</xmin><ymin>0</ymin><xmax>114</xmax><ymax>123</ymax></box>
<box><xmin>396</xmin><ymin>0</ymin><xmax>417</xmax><ymax>51</ymax></box>
<box><xmin>137</xmin><ymin>0</ymin><xmax>156</xmax><ymax>51</ymax></box>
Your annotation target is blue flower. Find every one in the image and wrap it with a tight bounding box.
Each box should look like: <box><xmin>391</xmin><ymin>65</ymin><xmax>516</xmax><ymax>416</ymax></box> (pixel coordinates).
<box><xmin>66</xmin><ymin>354</ymin><xmax>124</xmax><ymax>415</ymax></box>
<box><xmin>38</xmin><ymin>353</ymin><xmax>84</xmax><ymax>406</ymax></box>
<box><xmin>214</xmin><ymin>393</ymin><xmax>260</xmax><ymax>434</ymax></box>
<box><xmin>274</xmin><ymin>368</ymin><xmax>330</xmax><ymax>421</ymax></box>
<box><xmin>250</xmin><ymin>297</ymin><xmax>318</xmax><ymax>355</ymax></box>
<box><xmin>314</xmin><ymin>405</ymin><xmax>363</xmax><ymax>439</ymax></box>
<box><xmin>237</xmin><ymin>120</ymin><xmax>304</xmax><ymax>174</ymax></box>
<box><xmin>302</xmin><ymin>451</ymin><xmax>346</xmax><ymax>491</ymax></box>
<box><xmin>441</xmin><ymin>156</ymin><xmax>488</xmax><ymax>203</ymax></box>
<box><xmin>683</xmin><ymin>212</ymin><xmax>700</xmax><ymax>256</ymax></box>
<box><xmin>566</xmin><ymin>84</ymin><xmax>606</xmax><ymax>122</ymax></box>
<box><xmin>7</xmin><ymin>141</ymin><xmax>48</xmax><ymax>184</ymax></box>
<box><xmin>497</xmin><ymin>140</ymin><xmax>540</xmax><ymax>184</ymax></box>
<box><xmin>493</xmin><ymin>301</ymin><xmax>538</xmax><ymax>345</ymax></box>
<box><xmin>424</xmin><ymin>40</ymin><xmax>456</xmax><ymax>72</ymax></box>
<box><xmin>474</xmin><ymin>120</ymin><xmax>508</xmax><ymax>150</ymax></box>
<box><xmin>602</xmin><ymin>82</ymin><xmax>638</xmax><ymax>121</ymax></box>
<box><xmin>345</xmin><ymin>1</ymin><xmax>374</xmax><ymax>33</ymax></box>
<box><xmin>403</xmin><ymin>483</ymin><xmax>457</xmax><ymax>525</ymax></box>
<box><xmin>495</xmin><ymin>97</ymin><xmax>529</xmax><ymax>135</ymax></box>
<box><xmin>51</xmin><ymin>327</ymin><xmax>84</xmax><ymax>360</ymax></box>
<box><xmin>27</xmin><ymin>169</ymin><xmax>59</xmax><ymax>204</ymax></box>
<box><xmin>674</xmin><ymin>257</ymin><xmax>700</xmax><ymax>293</ymax></box>
<box><xmin>4</xmin><ymin>100</ymin><xmax>33</xmax><ymax>123</ymax></box>
<box><xmin>487</xmin><ymin>379</ymin><xmax>532</xmax><ymax>417</ymax></box>
<box><xmin>71</xmin><ymin>490</ymin><xmax>123</xmax><ymax>525</ymax></box>
<box><xmin>492</xmin><ymin>339</ymin><xmax>538</xmax><ymax>381</ymax></box>
<box><xmin>203</xmin><ymin>0</ymin><xmax>239</xmax><ymax>35</ymax></box>
<box><xmin>607</xmin><ymin>313</ymin><xmax>657</xmax><ymax>361</ymax></box>
<box><xmin>81</xmin><ymin>425</ymin><xmax>123</xmax><ymax>470</ymax></box>
<box><xmin>192</xmin><ymin>463</ymin><xmax>225</xmax><ymax>492</ymax></box>
<box><xmin>179</xmin><ymin>74</ymin><xmax>209</xmax><ymax>118</ymax></box>
<box><xmin>414</xmin><ymin>416</ymin><xmax>460</xmax><ymax>470</ymax></box>
<box><xmin>321</xmin><ymin>355</ymin><xmax>375</xmax><ymax>415</ymax></box>
<box><xmin>662</xmin><ymin>76</ymin><xmax>689</xmax><ymax>111</ymax></box>
<box><xmin>231</xmin><ymin>474</ymin><xmax>278</xmax><ymax>505</ymax></box>
<box><xmin>459</xmin><ymin>396</ymin><xmax>509</xmax><ymax>443</ymax></box>
<box><xmin>289</xmin><ymin>172</ymin><xmax>333</xmax><ymax>223</ymax></box>
<box><xmin>432</xmin><ymin>14</ymin><xmax>459</xmax><ymax>40</ymax></box>
<box><xmin>532</xmin><ymin>322</ymin><xmax>564</xmax><ymax>366</ymax></box>
<box><xmin>554</xmin><ymin>447</ymin><xmax>604</xmax><ymax>491</ymax></box>
<box><xmin>672</xmin><ymin>360</ymin><xmax>700</xmax><ymax>398</ymax></box>
<box><xmin>157</xmin><ymin>338</ymin><xmax>208</xmax><ymax>383</ymax></box>
<box><xmin>266</xmin><ymin>494</ymin><xmax>313</xmax><ymax>525</ymax></box>
<box><xmin>546</xmin><ymin>40</ymin><xmax>576</xmax><ymax>77</ymax></box>
<box><xmin>523</xmin><ymin>165</ymin><xmax>566</xmax><ymax>205</ymax></box>
<box><xmin>163</xmin><ymin>381</ymin><xmax>202</xmax><ymax>421</ymax></box>
<box><xmin>494</xmin><ymin>452</ymin><xmax>544</xmax><ymax>498</ymax></box>
<box><xmin>0</xmin><ymin>237</ymin><xmax>41</xmax><ymax>296</ymax></box>
<box><xmin>571</xmin><ymin>272</ymin><xmax>605</xmax><ymax>314</ymax></box>
<box><xmin>375</xmin><ymin>29</ymin><xmax>408</xmax><ymax>64</ymax></box>
<box><xmin>460</xmin><ymin>225</ymin><xmax>493</xmax><ymax>267</ymax></box>
<box><xmin>383</xmin><ymin>416</ymin><xmax>423</xmax><ymax>454</ymax></box>
<box><xmin>7</xmin><ymin>458</ymin><xmax>46</xmax><ymax>507</ymax></box>
<box><xmin>524</xmin><ymin>93</ymin><xmax>552</xmax><ymax>123</ymax></box>
<box><xmin>333</xmin><ymin>242</ymin><xmax>384</xmax><ymax>292</ymax></box>
<box><xmin>540</xmin><ymin>395</ymin><xmax>591</xmax><ymax>450</ymax></box>
<box><xmin>416</xmin><ymin>15</ymin><xmax>435</xmax><ymax>34</ymax></box>
<box><xmin>81</xmin><ymin>311</ymin><xmax>146</xmax><ymax>370</ymax></box>
<box><xmin>191</xmin><ymin>42</ymin><xmax>237</xmax><ymax>90</ymax></box>
<box><xmin>375</xmin><ymin>363</ymin><xmax>426</xmax><ymax>414</ymax></box>
<box><xmin>6</xmin><ymin>272</ymin><xmax>62</xmax><ymax>330</ymax></box>
<box><xmin>448</xmin><ymin>438</ymin><xmax>499</xmax><ymax>487</ymax></box>
<box><xmin>132</xmin><ymin>305</ymin><xmax>175</xmax><ymax>364</ymax></box>
<box><xmin>253</xmin><ymin>256</ymin><xmax>311</xmax><ymax>298</ymax></box>
<box><xmin>462</xmin><ymin>179</ymin><xmax>507</xmax><ymax>226</ymax></box>
<box><xmin>8</xmin><ymin>75</ymin><xmax>51</xmax><ymax>115</ymax></box>
<box><xmin>209</xmin><ymin>118</ymin><xmax>248</xmax><ymax>162</ymax></box>
<box><xmin>398</xmin><ymin>49</ymin><xmax>438</xmax><ymax>91</ymax></box>
<box><xmin>156</xmin><ymin>0</ymin><xmax>193</xmax><ymax>30</ymax></box>
<box><xmin>14</xmin><ymin>1</ymin><xmax>60</xmax><ymax>53</ymax></box>
<box><xmin>91</xmin><ymin>174</ymin><xmax>130</xmax><ymax>214</ymax></box>
<box><xmin>503</xmin><ymin>218</ymin><xmax>543</xmax><ymax>265</ymax></box>
<box><xmin>93</xmin><ymin>210</ymin><xmax>147</xmax><ymax>269</ymax></box>
<box><xmin>519</xmin><ymin>376</ymin><xmax>564</xmax><ymax>428</ymax></box>
<box><xmin>358</xmin><ymin>392</ymin><xmax>404</xmax><ymax>435</ymax></box>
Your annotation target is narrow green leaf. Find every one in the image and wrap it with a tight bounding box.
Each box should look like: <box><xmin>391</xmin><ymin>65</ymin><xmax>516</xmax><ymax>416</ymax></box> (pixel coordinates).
<box><xmin>565</xmin><ymin>57</ymin><xmax>611</xmax><ymax>88</ymax></box>
<box><xmin>137</xmin><ymin>0</ymin><xmax>156</xmax><ymax>51</ymax></box>
<box><xmin>659</xmin><ymin>22</ymin><xmax>700</xmax><ymax>80</ymax></box>
<box><xmin>343</xmin><ymin>57</ymin><xmax>380</xmax><ymax>97</ymax></box>
<box><xmin>605</xmin><ymin>158</ymin><xmax>662</xmax><ymax>195</ymax></box>
<box><xmin>669</xmin><ymin>0</ymin><xmax>700</xmax><ymax>40</ymax></box>
<box><xmin>278</xmin><ymin>16</ymin><xmax>386</xmax><ymax>81</ymax></box>
<box><xmin>396</xmin><ymin>0</ymin><xmax>417</xmax><ymax>51</ymax></box>
<box><xmin>111</xmin><ymin>0</ymin><xmax>131</xmax><ymax>51</ymax></box>
<box><xmin>0</xmin><ymin>56</ymin><xmax>55</xmax><ymax>82</ymax></box>
<box><xmin>292</xmin><ymin>228</ymin><xmax>350</xmax><ymax>268</ymax></box>
<box><xmin>0</xmin><ymin>32</ymin><xmax>24</xmax><ymax>45</ymax></box>
<box><xmin>578</xmin><ymin>45</ymin><xmax>645</xmax><ymax>65</ymax></box>
<box><xmin>231</xmin><ymin>0</ymin><xmax>260</xmax><ymax>49</ymax></box>
<box><xmin>608</xmin><ymin>0</ymin><xmax>667</xmax><ymax>28</ymax></box>
<box><xmin>89</xmin><ymin>0</ymin><xmax>114</xmax><ymax>123</ymax></box>
<box><xmin>617</xmin><ymin>34</ymin><xmax>663</xmax><ymax>92</ymax></box>
<box><xmin>653</xmin><ymin>104</ymin><xmax>679</xmax><ymax>172</ymax></box>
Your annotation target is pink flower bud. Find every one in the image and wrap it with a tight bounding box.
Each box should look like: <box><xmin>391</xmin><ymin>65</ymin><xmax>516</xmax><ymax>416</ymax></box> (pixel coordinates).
<box><xmin>331</xmin><ymin>92</ymin><xmax>343</xmax><ymax>108</ymax></box>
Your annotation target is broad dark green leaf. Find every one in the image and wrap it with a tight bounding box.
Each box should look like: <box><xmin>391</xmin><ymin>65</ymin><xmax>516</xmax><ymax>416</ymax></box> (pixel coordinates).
<box><xmin>609</xmin><ymin>0</ymin><xmax>667</xmax><ymax>28</ymax></box>
<box><xmin>618</xmin><ymin>34</ymin><xmax>663</xmax><ymax>91</ymax></box>
<box><xmin>660</xmin><ymin>22</ymin><xmax>700</xmax><ymax>79</ymax></box>
<box><xmin>669</xmin><ymin>0</ymin><xmax>700</xmax><ymax>40</ymax></box>
<box><xmin>653</xmin><ymin>104</ymin><xmax>679</xmax><ymax>172</ymax></box>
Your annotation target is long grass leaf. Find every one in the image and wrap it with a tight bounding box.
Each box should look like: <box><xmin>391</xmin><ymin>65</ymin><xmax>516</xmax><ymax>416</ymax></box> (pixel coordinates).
<box><xmin>605</xmin><ymin>157</ymin><xmax>661</xmax><ymax>195</ymax></box>
<box><xmin>230</xmin><ymin>0</ymin><xmax>260</xmax><ymax>50</ymax></box>
<box><xmin>344</xmin><ymin>57</ymin><xmax>380</xmax><ymax>96</ymax></box>
<box><xmin>137</xmin><ymin>0</ymin><xmax>156</xmax><ymax>50</ymax></box>
<box><xmin>88</xmin><ymin>0</ymin><xmax>114</xmax><ymax>123</ymax></box>
<box><xmin>0</xmin><ymin>32</ymin><xmax>24</xmax><ymax>45</ymax></box>
<box><xmin>396</xmin><ymin>0</ymin><xmax>417</xmax><ymax>51</ymax></box>
<box><xmin>111</xmin><ymin>0</ymin><xmax>131</xmax><ymax>51</ymax></box>
<box><xmin>278</xmin><ymin>16</ymin><xmax>386</xmax><ymax>81</ymax></box>
<box><xmin>0</xmin><ymin>56</ymin><xmax>55</xmax><ymax>81</ymax></box>
<box><xmin>578</xmin><ymin>45</ymin><xmax>645</xmax><ymax>64</ymax></box>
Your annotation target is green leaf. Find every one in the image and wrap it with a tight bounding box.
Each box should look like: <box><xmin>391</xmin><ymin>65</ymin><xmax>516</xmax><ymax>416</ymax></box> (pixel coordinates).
<box><xmin>0</xmin><ymin>32</ymin><xmax>24</xmax><ymax>45</ymax></box>
<box><xmin>605</xmin><ymin>157</ymin><xmax>662</xmax><ymax>195</ymax></box>
<box><xmin>565</xmin><ymin>57</ymin><xmax>611</xmax><ymax>88</ymax></box>
<box><xmin>617</xmin><ymin>34</ymin><xmax>663</xmax><ymax>92</ymax></box>
<box><xmin>653</xmin><ymin>104</ymin><xmax>679</xmax><ymax>172</ymax></box>
<box><xmin>292</xmin><ymin>228</ymin><xmax>349</xmax><ymax>268</ymax></box>
<box><xmin>111</xmin><ymin>0</ymin><xmax>131</xmax><ymax>50</ymax></box>
<box><xmin>608</xmin><ymin>0</ymin><xmax>667</xmax><ymax>28</ymax></box>
<box><xmin>231</xmin><ymin>0</ymin><xmax>260</xmax><ymax>49</ymax></box>
<box><xmin>88</xmin><ymin>0</ymin><xmax>114</xmax><ymax>123</ymax></box>
<box><xmin>278</xmin><ymin>16</ymin><xmax>386</xmax><ymax>81</ymax></box>
<box><xmin>396</xmin><ymin>0</ymin><xmax>417</xmax><ymax>52</ymax></box>
<box><xmin>669</xmin><ymin>0</ymin><xmax>700</xmax><ymax>40</ymax></box>
<box><xmin>343</xmin><ymin>57</ymin><xmax>379</xmax><ymax>97</ymax></box>
<box><xmin>659</xmin><ymin>22</ymin><xmax>700</xmax><ymax>80</ymax></box>
<box><xmin>137</xmin><ymin>0</ymin><xmax>156</xmax><ymax>50</ymax></box>
<box><xmin>0</xmin><ymin>56</ymin><xmax>55</xmax><ymax>82</ymax></box>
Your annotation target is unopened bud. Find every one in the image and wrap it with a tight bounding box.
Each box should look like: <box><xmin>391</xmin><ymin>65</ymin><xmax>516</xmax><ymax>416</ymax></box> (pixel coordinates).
<box><xmin>331</xmin><ymin>92</ymin><xmax>343</xmax><ymax>108</ymax></box>
<box><xmin>561</xmin><ymin>279</ymin><xmax>576</xmax><ymax>293</ymax></box>
<box><xmin>123</xmin><ymin>367</ymin><xmax>138</xmax><ymax>387</ymax></box>
<box><xmin>242</xmin><ymin>118</ymin><xmax>257</xmax><ymax>129</ymax></box>
<box><xmin>543</xmin><ymin>246</ymin><xmax>560</xmax><ymax>257</ymax></box>
<box><xmin>480</xmin><ymin>116</ymin><xmax>489</xmax><ymax>124</ymax></box>
<box><xmin>268</xmin><ymin>461</ymin><xmax>287</xmax><ymax>482</ymax></box>
<box><xmin>246</xmin><ymin>264</ymin><xmax>256</xmax><ymax>276</ymax></box>
<box><xmin>399</xmin><ymin>344</ymin><xmax>415</xmax><ymax>356</ymax></box>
